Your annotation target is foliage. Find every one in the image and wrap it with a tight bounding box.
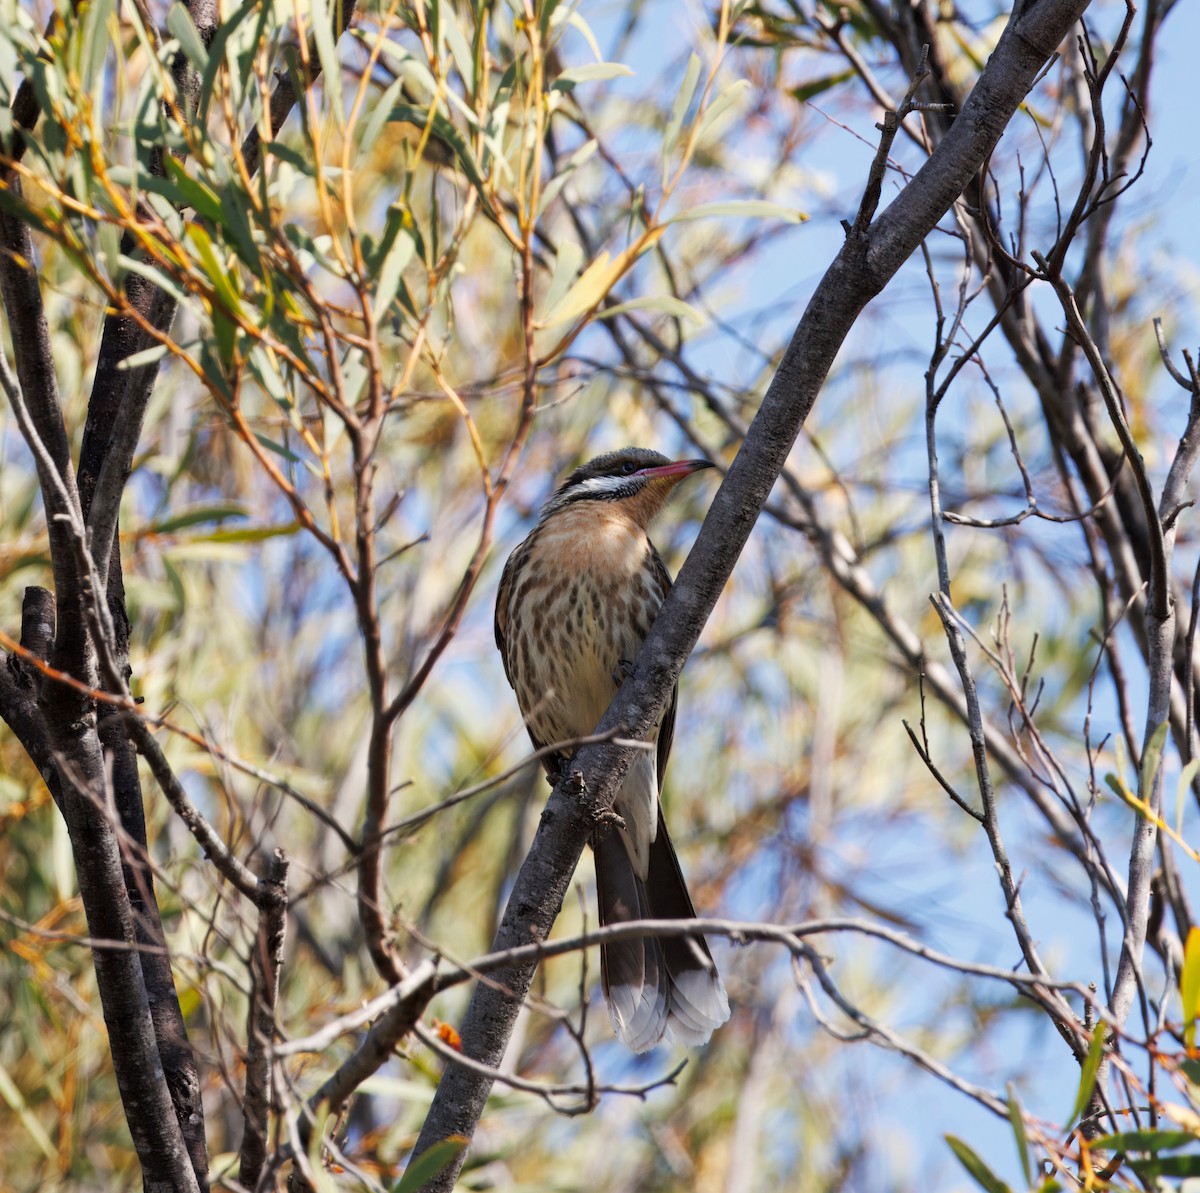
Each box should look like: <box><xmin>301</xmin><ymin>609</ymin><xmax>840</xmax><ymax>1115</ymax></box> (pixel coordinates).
<box><xmin>0</xmin><ymin>0</ymin><xmax>1199</xmax><ymax>1188</ymax></box>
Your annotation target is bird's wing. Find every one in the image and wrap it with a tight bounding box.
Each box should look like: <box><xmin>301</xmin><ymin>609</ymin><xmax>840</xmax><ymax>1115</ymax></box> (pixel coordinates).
<box><xmin>648</xmin><ymin>543</ymin><xmax>679</xmax><ymax>794</ymax></box>
<box><xmin>495</xmin><ymin>538</ymin><xmax>562</xmax><ymax>770</ymax></box>
<box><xmin>493</xmin><ymin>542</ymin><xmax>521</xmax><ymax>691</ymax></box>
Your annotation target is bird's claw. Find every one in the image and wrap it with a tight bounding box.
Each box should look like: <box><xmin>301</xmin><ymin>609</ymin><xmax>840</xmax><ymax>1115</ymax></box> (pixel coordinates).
<box><xmin>591</xmin><ymin>806</ymin><xmax>626</xmax><ymax>832</ymax></box>
<box><xmin>611</xmin><ymin>657</ymin><xmax>636</xmax><ymax>687</ymax></box>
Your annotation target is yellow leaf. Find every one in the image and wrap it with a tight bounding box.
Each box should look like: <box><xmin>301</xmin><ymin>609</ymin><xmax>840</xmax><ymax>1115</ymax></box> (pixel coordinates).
<box><xmin>1182</xmin><ymin>927</ymin><xmax>1200</xmax><ymax>1048</ymax></box>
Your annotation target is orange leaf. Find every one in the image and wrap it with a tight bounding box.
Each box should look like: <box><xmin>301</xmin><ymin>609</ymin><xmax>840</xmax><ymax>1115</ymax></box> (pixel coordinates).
<box><xmin>432</xmin><ymin>1020</ymin><xmax>462</xmax><ymax>1051</ymax></box>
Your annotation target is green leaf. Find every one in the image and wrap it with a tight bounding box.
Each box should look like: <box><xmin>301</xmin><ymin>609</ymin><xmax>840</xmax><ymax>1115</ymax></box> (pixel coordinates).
<box><xmin>391</xmin><ymin>1138</ymin><xmax>466</xmax><ymax>1193</ymax></box>
<box><xmin>200</xmin><ymin>521</ymin><xmax>302</xmax><ymax>544</ymax></box>
<box><xmin>81</xmin><ymin>0</ymin><xmax>116</xmax><ymax>92</ymax></box>
<box><xmin>264</xmin><ymin>140</ymin><xmax>314</xmax><ymax>173</ymax></box>
<box><xmin>1176</xmin><ymin>758</ymin><xmax>1197</xmax><ymax>834</ymax></box>
<box><xmin>357</xmin><ymin>75</ymin><xmax>406</xmax><ymax>161</ymax></box>
<box><xmin>186</xmin><ymin>223</ymin><xmax>243</xmax><ymax>318</ymax></box>
<box><xmin>662</xmin><ymin>53</ymin><xmax>702</xmax><ymax>189</ymax></box>
<box><xmin>150</xmin><ymin>505</ymin><xmax>248</xmax><ymax>534</ymax></box>
<box><xmin>254</xmin><ymin>434</ymin><xmax>301</xmax><ymax>463</ymax></box>
<box><xmin>551</xmin><ymin>62</ymin><xmax>634</xmax><ymax>91</ymax></box>
<box><xmin>115</xmin><ymin>342</ymin><xmax>172</xmax><ymax>372</ymax></box>
<box><xmin>538</xmin><ymin>0</ymin><xmax>562</xmax><ymax>40</ymax></box>
<box><xmin>540</xmin><ymin>239</ymin><xmax>583</xmax><ymax>323</ymax></box>
<box><xmin>694</xmin><ymin>77</ymin><xmax>752</xmax><ymax>146</ymax></box>
<box><xmin>668</xmin><ymin>199</ymin><xmax>808</xmax><ymax>224</ymax></box>
<box><xmin>538</xmin><ymin>251</ymin><xmax>617</xmax><ymax>327</ymax></box>
<box><xmin>1130</xmin><ymin>1153</ymin><xmax>1200</xmax><ymax>1177</ymax></box>
<box><xmin>310</xmin><ymin>0</ymin><xmax>345</xmax><ymax>128</ymax></box>
<box><xmin>199</xmin><ymin>0</ymin><xmax>259</xmax><ymax>120</ymax></box>
<box><xmin>0</xmin><ymin>1057</ymin><xmax>55</xmax><ymax>1159</ymax></box>
<box><xmin>1182</xmin><ymin>927</ymin><xmax>1200</xmax><ymax>1048</ymax></box>
<box><xmin>1006</xmin><ymin>1084</ymin><xmax>1031</xmax><ymax>1185</ymax></box>
<box><xmin>163</xmin><ymin>156</ymin><xmax>224</xmax><ymax>225</ymax></box>
<box><xmin>117</xmin><ymin>256</ymin><xmax>192</xmax><ymax>309</ymax></box>
<box><xmin>538</xmin><ymin>137</ymin><xmax>597</xmax><ymax>215</ymax></box>
<box><xmin>1104</xmin><ymin>771</ymin><xmax>1131</xmax><ymax>803</ymax></box>
<box><xmin>561</xmin><ymin>10</ymin><xmax>602</xmax><ymax>62</ymax></box>
<box><xmin>1139</xmin><ymin>720</ymin><xmax>1169</xmax><ymax>799</ymax></box>
<box><xmin>389</xmin><ymin>103</ymin><xmax>488</xmax><ymax>198</ymax></box>
<box><xmin>161</xmin><ymin>554</ymin><xmax>186</xmax><ymax>613</ymax></box>
<box><xmin>1070</xmin><ymin>1021</ymin><xmax>1107</xmax><ymax>1128</ymax></box>
<box><xmin>373</xmin><ymin>206</ymin><xmax>417</xmax><ymax>318</ymax></box>
<box><xmin>166</xmin><ymin>2</ymin><xmax>208</xmax><ymax>69</ymax></box>
<box><xmin>440</xmin><ymin>0</ymin><xmax>476</xmax><ymax>91</ymax></box>
<box><xmin>789</xmin><ymin>68</ymin><xmax>856</xmax><ymax>104</ymax></box>
<box><xmin>1091</xmin><ymin>1129</ymin><xmax>1198</xmax><ymax>1153</ymax></box>
<box><xmin>945</xmin><ymin>1136</ymin><xmax>1012</xmax><ymax>1193</ymax></box>
<box><xmin>596</xmin><ymin>294</ymin><xmax>705</xmax><ymax>326</ymax></box>
<box><xmin>212</xmin><ymin>309</ymin><xmax>237</xmax><ymax>368</ymax></box>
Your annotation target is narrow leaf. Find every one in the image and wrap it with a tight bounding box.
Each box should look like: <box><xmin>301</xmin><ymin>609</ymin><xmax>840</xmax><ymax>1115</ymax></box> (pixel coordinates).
<box><xmin>538</xmin><ymin>251</ymin><xmax>618</xmax><ymax>327</ymax></box>
<box><xmin>538</xmin><ymin>138</ymin><xmax>597</xmax><ymax>214</ymax></box>
<box><xmin>1131</xmin><ymin>1153</ymin><xmax>1200</xmax><ymax>1177</ymax></box>
<box><xmin>200</xmin><ymin>522</ymin><xmax>303</xmax><ymax>544</ymax></box>
<box><xmin>789</xmin><ymin>68</ymin><xmax>855</xmax><ymax>104</ymax></box>
<box><xmin>164</xmin><ymin>155</ymin><xmax>224</xmax><ymax>225</ymax></box>
<box><xmin>669</xmin><ymin>199</ymin><xmax>808</xmax><ymax>224</ymax></box>
<box><xmin>552</xmin><ymin>62</ymin><xmax>633</xmax><ymax>91</ymax></box>
<box><xmin>541</xmin><ymin>239</ymin><xmax>583</xmax><ymax>322</ymax></box>
<box><xmin>391</xmin><ymin>1137</ymin><xmax>466</xmax><ymax>1193</ymax></box>
<box><xmin>115</xmin><ymin>342</ymin><xmax>172</xmax><ymax>372</ymax></box>
<box><xmin>1091</xmin><ymin>1129</ymin><xmax>1198</xmax><ymax>1153</ymax></box>
<box><xmin>1070</xmin><ymin>1021</ymin><xmax>1107</xmax><ymax>1128</ymax></box>
<box><xmin>1181</xmin><ymin>927</ymin><xmax>1200</xmax><ymax>1049</ymax></box>
<box><xmin>359</xmin><ymin>75</ymin><xmax>406</xmax><ymax>161</ymax></box>
<box><xmin>199</xmin><ymin>0</ymin><xmax>258</xmax><ymax>118</ymax></box>
<box><xmin>662</xmin><ymin>53</ymin><xmax>702</xmax><ymax>188</ymax></box>
<box><xmin>310</xmin><ymin>0</ymin><xmax>345</xmax><ymax>127</ymax></box>
<box><xmin>374</xmin><ymin>209</ymin><xmax>416</xmax><ymax>319</ymax></box>
<box><xmin>166</xmin><ymin>2</ymin><xmax>208</xmax><ymax>68</ymax></box>
<box><xmin>1139</xmin><ymin>720</ymin><xmax>1169</xmax><ymax>798</ymax></box>
<box><xmin>694</xmin><ymin>77</ymin><xmax>752</xmax><ymax>146</ymax></box>
<box><xmin>440</xmin><ymin>0</ymin><xmax>476</xmax><ymax>91</ymax></box>
<box><xmin>945</xmin><ymin>1136</ymin><xmax>1013</xmax><ymax>1193</ymax></box>
<box><xmin>1176</xmin><ymin>758</ymin><xmax>1198</xmax><ymax>835</ymax></box>
<box><xmin>0</xmin><ymin>1057</ymin><xmax>55</xmax><ymax>1158</ymax></box>
<box><xmin>389</xmin><ymin>103</ymin><xmax>488</xmax><ymax>196</ymax></box>
<box><xmin>596</xmin><ymin>294</ymin><xmax>705</xmax><ymax>326</ymax></box>
<box><xmin>151</xmin><ymin>505</ymin><xmax>248</xmax><ymax>534</ymax></box>
<box><xmin>1007</xmin><ymin>1084</ymin><xmax>1032</xmax><ymax>1185</ymax></box>
<box><xmin>186</xmin><ymin>224</ymin><xmax>243</xmax><ymax>318</ymax></box>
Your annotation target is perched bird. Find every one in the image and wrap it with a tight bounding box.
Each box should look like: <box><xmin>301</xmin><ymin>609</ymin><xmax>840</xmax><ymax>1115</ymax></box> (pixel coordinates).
<box><xmin>494</xmin><ymin>447</ymin><xmax>730</xmax><ymax>1051</ymax></box>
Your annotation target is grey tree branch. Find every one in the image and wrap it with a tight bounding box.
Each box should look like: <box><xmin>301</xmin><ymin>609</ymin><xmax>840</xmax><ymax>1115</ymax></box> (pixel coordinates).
<box><xmin>240</xmin><ymin>849</ymin><xmax>290</xmax><ymax>1192</ymax></box>
<box><xmin>407</xmin><ymin>0</ymin><xmax>1095</xmax><ymax>1184</ymax></box>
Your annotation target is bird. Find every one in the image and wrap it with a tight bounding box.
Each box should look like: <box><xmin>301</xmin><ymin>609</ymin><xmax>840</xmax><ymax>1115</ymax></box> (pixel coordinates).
<box><xmin>494</xmin><ymin>446</ymin><xmax>730</xmax><ymax>1051</ymax></box>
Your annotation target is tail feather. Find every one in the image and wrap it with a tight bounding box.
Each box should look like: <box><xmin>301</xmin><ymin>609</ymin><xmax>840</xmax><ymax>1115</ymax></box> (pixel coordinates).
<box><xmin>595</xmin><ymin>807</ymin><xmax>729</xmax><ymax>1052</ymax></box>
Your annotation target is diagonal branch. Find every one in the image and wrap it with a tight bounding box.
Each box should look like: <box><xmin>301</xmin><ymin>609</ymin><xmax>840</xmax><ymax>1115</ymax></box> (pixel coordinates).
<box><xmin>407</xmin><ymin>0</ymin><xmax>1095</xmax><ymax>1184</ymax></box>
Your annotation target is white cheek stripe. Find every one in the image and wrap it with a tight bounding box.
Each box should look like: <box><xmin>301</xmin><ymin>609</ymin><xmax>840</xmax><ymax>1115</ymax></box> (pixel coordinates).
<box><xmin>575</xmin><ymin>475</ymin><xmax>629</xmax><ymax>499</ymax></box>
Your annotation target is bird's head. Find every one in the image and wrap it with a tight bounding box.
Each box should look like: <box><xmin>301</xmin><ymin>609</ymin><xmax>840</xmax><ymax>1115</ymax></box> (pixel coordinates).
<box><xmin>540</xmin><ymin>447</ymin><xmax>715</xmax><ymax>529</ymax></box>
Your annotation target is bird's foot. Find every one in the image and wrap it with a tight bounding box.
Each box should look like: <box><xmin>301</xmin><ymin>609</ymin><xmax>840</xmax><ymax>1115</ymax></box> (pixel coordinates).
<box><xmin>611</xmin><ymin>657</ymin><xmax>636</xmax><ymax>687</ymax></box>
<box><xmin>590</xmin><ymin>805</ymin><xmax>626</xmax><ymax>832</ymax></box>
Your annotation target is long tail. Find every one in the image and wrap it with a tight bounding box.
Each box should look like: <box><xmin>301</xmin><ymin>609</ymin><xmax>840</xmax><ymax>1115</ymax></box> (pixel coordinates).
<box><xmin>594</xmin><ymin>806</ymin><xmax>730</xmax><ymax>1052</ymax></box>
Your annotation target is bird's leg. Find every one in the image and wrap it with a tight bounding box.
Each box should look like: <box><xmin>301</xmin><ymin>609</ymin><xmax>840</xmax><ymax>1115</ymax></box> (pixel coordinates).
<box><xmin>568</xmin><ymin>767</ymin><xmax>627</xmax><ymax>834</ymax></box>
<box><xmin>611</xmin><ymin>657</ymin><xmax>636</xmax><ymax>688</ymax></box>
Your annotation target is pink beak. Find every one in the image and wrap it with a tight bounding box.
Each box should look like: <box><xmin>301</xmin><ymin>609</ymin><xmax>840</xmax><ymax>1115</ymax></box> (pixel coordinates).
<box><xmin>634</xmin><ymin>458</ymin><xmax>714</xmax><ymax>480</ymax></box>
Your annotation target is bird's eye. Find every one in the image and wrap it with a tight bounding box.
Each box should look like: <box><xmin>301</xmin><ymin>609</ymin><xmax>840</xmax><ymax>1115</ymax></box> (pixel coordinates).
<box><xmin>619</xmin><ymin>460</ymin><xmax>638</xmax><ymax>475</ymax></box>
